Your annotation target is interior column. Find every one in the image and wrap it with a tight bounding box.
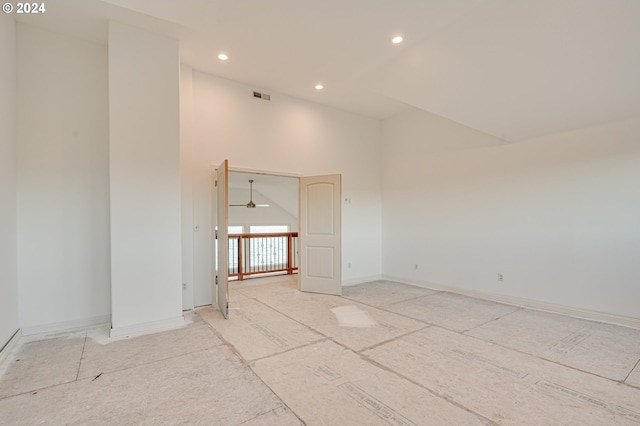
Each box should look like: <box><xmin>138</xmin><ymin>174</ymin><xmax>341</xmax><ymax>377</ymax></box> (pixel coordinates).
<box><xmin>108</xmin><ymin>21</ymin><xmax>183</xmax><ymax>336</ymax></box>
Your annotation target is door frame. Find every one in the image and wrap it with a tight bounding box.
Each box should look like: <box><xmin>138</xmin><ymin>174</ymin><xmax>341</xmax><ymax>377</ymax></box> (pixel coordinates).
<box><xmin>211</xmin><ymin>164</ymin><xmax>343</xmax><ymax>314</ymax></box>
<box><xmin>212</xmin><ymin>165</ymin><xmax>304</xmax><ymax>294</ymax></box>
<box><xmin>215</xmin><ymin>160</ymin><xmax>229</xmax><ymax>318</ymax></box>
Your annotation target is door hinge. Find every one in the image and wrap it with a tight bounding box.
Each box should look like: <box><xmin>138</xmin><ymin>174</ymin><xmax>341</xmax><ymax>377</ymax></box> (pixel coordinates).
<box><xmin>215</xmin><ymin>276</ymin><xmax>218</xmax><ymax>285</ymax></box>
<box><xmin>215</xmin><ymin>180</ymin><xmax>218</xmax><ymax>187</ymax></box>
<box><xmin>215</xmin><ymin>230</ymin><xmax>218</xmax><ymax>238</ymax></box>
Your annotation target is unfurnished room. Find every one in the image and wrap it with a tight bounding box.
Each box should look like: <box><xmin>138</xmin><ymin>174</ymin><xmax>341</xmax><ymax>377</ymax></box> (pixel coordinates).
<box><xmin>1</xmin><ymin>1</ymin><xmax>639</xmax><ymax>424</ymax></box>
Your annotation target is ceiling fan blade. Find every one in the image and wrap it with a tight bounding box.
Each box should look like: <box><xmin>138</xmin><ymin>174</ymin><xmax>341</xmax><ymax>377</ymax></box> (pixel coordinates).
<box><xmin>255</xmin><ymin>204</ymin><xmax>270</xmax><ymax>207</ymax></box>
<box><xmin>229</xmin><ymin>204</ymin><xmax>248</xmax><ymax>207</ymax></box>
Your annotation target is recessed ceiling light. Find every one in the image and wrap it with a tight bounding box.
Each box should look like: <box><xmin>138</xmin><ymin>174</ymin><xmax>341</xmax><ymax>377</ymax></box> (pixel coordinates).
<box><xmin>218</xmin><ymin>53</ymin><xmax>229</xmax><ymax>61</ymax></box>
<box><xmin>315</xmin><ymin>84</ymin><xmax>324</xmax><ymax>90</ymax></box>
<box><xmin>391</xmin><ymin>35</ymin><xmax>404</xmax><ymax>44</ymax></box>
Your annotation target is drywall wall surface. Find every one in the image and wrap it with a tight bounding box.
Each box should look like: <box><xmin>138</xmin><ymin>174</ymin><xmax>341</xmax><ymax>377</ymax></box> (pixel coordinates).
<box><xmin>0</xmin><ymin>14</ymin><xmax>19</xmax><ymax>347</ymax></box>
<box><xmin>109</xmin><ymin>22</ymin><xmax>182</xmax><ymax>333</ymax></box>
<box><xmin>381</xmin><ymin>108</ymin><xmax>640</xmax><ymax>320</ymax></box>
<box><xmin>185</xmin><ymin>70</ymin><xmax>382</xmax><ymax>305</ymax></box>
<box><xmin>16</xmin><ymin>24</ymin><xmax>111</xmax><ymax>333</ymax></box>
<box><xmin>228</xmin><ymin>187</ymin><xmax>298</xmax><ymax>231</ymax></box>
<box><xmin>180</xmin><ymin>64</ymin><xmax>195</xmax><ymax>311</ymax></box>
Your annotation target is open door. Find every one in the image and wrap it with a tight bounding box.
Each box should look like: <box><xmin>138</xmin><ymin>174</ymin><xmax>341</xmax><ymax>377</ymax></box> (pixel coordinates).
<box><xmin>216</xmin><ymin>160</ymin><xmax>229</xmax><ymax>318</ymax></box>
<box><xmin>299</xmin><ymin>174</ymin><xmax>342</xmax><ymax>295</ymax></box>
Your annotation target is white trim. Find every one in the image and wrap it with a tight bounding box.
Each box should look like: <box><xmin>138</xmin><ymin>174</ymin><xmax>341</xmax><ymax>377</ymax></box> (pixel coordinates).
<box><xmin>21</xmin><ymin>315</ymin><xmax>112</xmax><ymax>336</ymax></box>
<box><xmin>212</xmin><ymin>162</ymin><xmax>303</xmax><ymax>178</ymax></box>
<box><xmin>0</xmin><ymin>329</ymin><xmax>21</xmax><ymax>366</ymax></box>
<box><xmin>382</xmin><ymin>275</ymin><xmax>640</xmax><ymax>330</ymax></box>
<box><xmin>110</xmin><ymin>315</ymin><xmax>185</xmax><ymax>338</ymax></box>
<box><xmin>342</xmin><ymin>275</ymin><xmax>382</xmax><ymax>287</ymax></box>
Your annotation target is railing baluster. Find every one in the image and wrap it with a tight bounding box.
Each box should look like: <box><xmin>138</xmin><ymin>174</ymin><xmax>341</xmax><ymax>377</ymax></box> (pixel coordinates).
<box><xmin>225</xmin><ymin>232</ymin><xmax>298</xmax><ymax>280</ymax></box>
<box><xmin>287</xmin><ymin>234</ymin><xmax>292</xmax><ymax>275</ymax></box>
<box><xmin>238</xmin><ymin>236</ymin><xmax>243</xmax><ymax>281</ymax></box>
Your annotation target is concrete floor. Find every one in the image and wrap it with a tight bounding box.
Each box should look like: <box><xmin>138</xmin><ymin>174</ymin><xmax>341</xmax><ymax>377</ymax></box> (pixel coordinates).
<box><xmin>1</xmin><ymin>276</ymin><xmax>640</xmax><ymax>425</ymax></box>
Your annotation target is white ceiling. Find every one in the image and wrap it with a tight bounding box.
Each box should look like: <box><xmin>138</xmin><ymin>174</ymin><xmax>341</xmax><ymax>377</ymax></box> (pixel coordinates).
<box><xmin>15</xmin><ymin>0</ymin><xmax>640</xmax><ymax>142</ymax></box>
<box><xmin>229</xmin><ymin>171</ymin><xmax>298</xmax><ymax>217</ymax></box>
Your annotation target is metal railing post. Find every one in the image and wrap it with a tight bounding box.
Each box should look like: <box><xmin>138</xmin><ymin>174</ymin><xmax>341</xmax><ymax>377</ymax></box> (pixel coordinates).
<box><xmin>237</xmin><ymin>236</ymin><xmax>244</xmax><ymax>281</ymax></box>
<box><xmin>287</xmin><ymin>233</ymin><xmax>293</xmax><ymax>275</ymax></box>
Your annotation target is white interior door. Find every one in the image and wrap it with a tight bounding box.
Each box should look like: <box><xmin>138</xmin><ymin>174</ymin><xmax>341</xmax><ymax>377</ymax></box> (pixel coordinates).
<box><xmin>299</xmin><ymin>174</ymin><xmax>342</xmax><ymax>295</ymax></box>
<box><xmin>216</xmin><ymin>160</ymin><xmax>229</xmax><ymax>318</ymax></box>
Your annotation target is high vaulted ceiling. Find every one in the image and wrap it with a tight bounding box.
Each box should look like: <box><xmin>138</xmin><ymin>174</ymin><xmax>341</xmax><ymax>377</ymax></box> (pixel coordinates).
<box><xmin>229</xmin><ymin>171</ymin><xmax>298</xmax><ymax>217</ymax></box>
<box><xmin>15</xmin><ymin>0</ymin><xmax>640</xmax><ymax>142</ymax></box>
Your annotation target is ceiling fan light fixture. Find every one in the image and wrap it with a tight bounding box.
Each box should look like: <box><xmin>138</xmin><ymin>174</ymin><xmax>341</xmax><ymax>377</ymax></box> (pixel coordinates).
<box><xmin>391</xmin><ymin>35</ymin><xmax>404</xmax><ymax>44</ymax></box>
<box><xmin>230</xmin><ymin>179</ymin><xmax>270</xmax><ymax>208</ymax></box>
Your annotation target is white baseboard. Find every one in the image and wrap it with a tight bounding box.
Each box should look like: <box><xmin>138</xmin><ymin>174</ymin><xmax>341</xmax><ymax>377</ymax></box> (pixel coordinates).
<box><xmin>382</xmin><ymin>275</ymin><xmax>640</xmax><ymax>330</ymax></box>
<box><xmin>342</xmin><ymin>275</ymin><xmax>382</xmax><ymax>287</ymax></box>
<box><xmin>0</xmin><ymin>329</ymin><xmax>21</xmax><ymax>365</ymax></box>
<box><xmin>21</xmin><ymin>315</ymin><xmax>112</xmax><ymax>336</ymax></box>
<box><xmin>110</xmin><ymin>315</ymin><xmax>185</xmax><ymax>338</ymax></box>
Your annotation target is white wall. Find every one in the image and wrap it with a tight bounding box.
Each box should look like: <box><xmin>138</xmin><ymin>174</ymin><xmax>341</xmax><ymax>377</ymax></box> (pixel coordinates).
<box><xmin>16</xmin><ymin>24</ymin><xmax>111</xmax><ymax>334</ymax></box>
<box><xmin>0</xmin><ymin>14</ymin><xmax>19</xmax><ymax>347</ymax></box>
<box><xmin>183</xmin><ymin>70</ymin><xmax>382</xmax><ymax>306</ymax></box>
<box><xmin>229</xmin><ymin>187</ymin><xmax>298</xmax><ymax>231</ymax></box>
<box><xmin>109</xmin><ymin>22</ymin><xmax>183</xmax><ymax>335</ymax></box>
<box><xmin>180</xmin><ymin>64</ymin><xmax>195</xmax><ymax>311</ymax></box>
<box><xmin>382</xmin><ymin>107</ymin><xmax>640</xmax><ymax>321</ymax></box>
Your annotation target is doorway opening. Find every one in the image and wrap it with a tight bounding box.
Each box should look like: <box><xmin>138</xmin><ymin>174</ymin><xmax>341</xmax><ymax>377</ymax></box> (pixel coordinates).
<box><xmin>213</xmin><ymin>161</ymin><xmax>343</xmax><ymax>319</ymax></box>
<box><xmin>227</xmin><ymin>170</ymin><xmax>300</xmax><ymax>283</ymax></box>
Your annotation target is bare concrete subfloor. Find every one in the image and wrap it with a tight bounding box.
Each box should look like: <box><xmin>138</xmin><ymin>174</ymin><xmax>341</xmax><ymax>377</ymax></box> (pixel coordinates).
<box><xmin>1</xmin><ymin>276</ymin><xmax>640</xmax><ymax>425</ymax></box>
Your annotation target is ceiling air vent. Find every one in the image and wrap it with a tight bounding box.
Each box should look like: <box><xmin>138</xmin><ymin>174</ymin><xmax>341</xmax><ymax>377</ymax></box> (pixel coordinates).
<box><xmin>253</xmin><ymin>91</ymin><xmax>271</xmax><ymax>101</ymax></box>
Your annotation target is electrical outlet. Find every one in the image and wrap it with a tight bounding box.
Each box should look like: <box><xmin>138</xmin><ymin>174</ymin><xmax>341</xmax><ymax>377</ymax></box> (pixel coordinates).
<box><xmin>497</xmin><ymin>273</ymin><xmax>504</xmax><ymax>282</ymax></box>
<box><xmin>414</xmin><ymin>264</ymin><xmax>419</xmax><ymax>270</ymax></box>
<box><xmin>194</xmin><ymin>224</ymin><xmax>200</xmax><ymax>232</ymax></box>
<box><xmin>182</xmin><ymin>282</ymin><xmax>187</xmax><ymax>290</ymax></box>
<box><xmin>348</xmin><ymin>262</ymin><xmax>351</xmax><ymax>269</ymax></box>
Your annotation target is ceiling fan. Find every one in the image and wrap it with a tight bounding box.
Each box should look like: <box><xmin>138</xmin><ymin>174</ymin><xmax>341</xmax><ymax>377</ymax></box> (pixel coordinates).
<box><xmin>230</xmin><ymin>179</ymin><xmax>270</xmax><ymax>208</ymax></box>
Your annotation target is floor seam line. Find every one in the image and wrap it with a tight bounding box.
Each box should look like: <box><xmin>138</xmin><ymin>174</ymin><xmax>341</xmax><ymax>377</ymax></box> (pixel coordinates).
<box><xmin>623</xmin><ymin>357</ymin><xmax>640</xmax><ymax>383</ymax></box>
<box><xmin>374</xmin><ymin>303</ymin><xmax>438</xmax><ymax>327</ymax></box>
<box><xmin>248</xmin><ymin>337</ymin><xmax>330</xmax><ymax>364</ymax></box>
<box><xmin>245</xmin><ymin>364</ymin><xmax>308</xmax><ymax>426</ymax></box>
<box><xmin>75</xmin><ymin>333</ymin><xmax>87</xmax><ymax>382</ymax></box>
<box><xmin>253</xmin><ymin>297</ymin><xmax>334</xmax><ymax>342</ymax></box>
<box><xmin>201</xmin><ymin>317</ymin><xmax>251</xmax><ymax>363</ymax></box>
<box><xmin>461</xmin><ymin>307</ymin><xmax>523</xmax><ymax>333</ymax></box>
<box><xmin>452</xmin><ymin>326</ymin><xmax>628</xmax><ymax>383</ymax></box>
<box><xmin>0</xmin><ymin>377</ymin><xmax>81</xmax><ymax>400</ymax></box>
<box><xmin>196</xmin><ymin>308</ymin><xmax>308</xmax><ymax>425</ymax></box>
<box><xmin>356</xmin><ymin>325</ymin><xmax>430</xmax><ymax>354</ymax></box>
<box><xmin>360</xmin><ymin>353</ymin><xmax>498</xmax><ymax>426</ymax></box>
<box><xmin>250</xmin><ymin>293</ymin><xmax>386</xmax><ymax>355</ymax></box>
<box><xmin>77</xmin><ymin>345</ymin><xmax>218</xmax><ymax>381</ymax></box>
<box><xmin>377</xmin><ymin>293</ymin><xmax>442</xmax><ymax>309</ymax></box>
<box><xmin>342</xmin><ymin>291</ymin><xmax>437</xmax><ymax>309</ymax></box>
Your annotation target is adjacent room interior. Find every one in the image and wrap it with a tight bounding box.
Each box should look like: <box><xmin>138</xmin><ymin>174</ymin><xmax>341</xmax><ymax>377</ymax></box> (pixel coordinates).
<box><xmin>1</xmin><ymin>0</ymin><xmax>639</xmax><ymax>424</ymax></box>
<box><xmin>226</xmin><ymin>170</ymin><xmax>299</xmax><ymax>286</ymax></box>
